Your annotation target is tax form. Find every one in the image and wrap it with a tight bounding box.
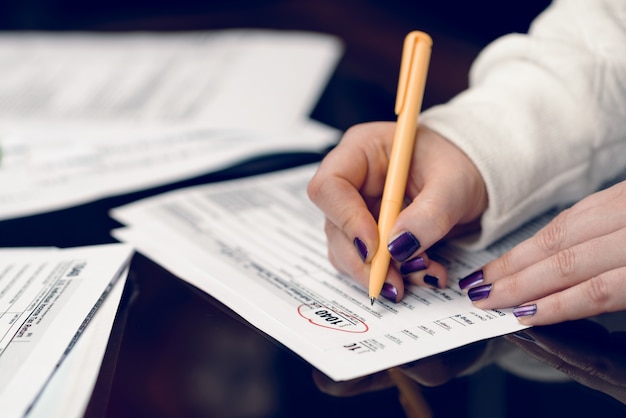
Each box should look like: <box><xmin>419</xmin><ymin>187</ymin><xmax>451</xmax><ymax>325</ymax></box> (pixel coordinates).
<box><xmin>0</xmin><ymin>244</ymin><xmax>133</xmax><ymax>417</ymax></box>
<box><xmin>26</xmin><ymin>262</ymin><xmax>127</xmax><ymax>418</ymax></box>
<box><xmin>0</xmin><ymin>30</ymin><xmax>342</xmax><ymax>220</ymax></box>
<box><xmin>110</xmin><ymin>165</ymin><xmax>547</xmax><ymax>381</ymax></box>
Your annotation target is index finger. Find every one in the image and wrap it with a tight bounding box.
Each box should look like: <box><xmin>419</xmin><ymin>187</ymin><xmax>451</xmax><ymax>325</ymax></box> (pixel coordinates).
<box><xmin>484</xmin><ymin>196</ymin><xmax>626</xmax><ymax>281</ymax></box>
<box><xmin>307</xmin><ymin>123</ymin><xmax>395</xmax><ymax>258</ymax></box>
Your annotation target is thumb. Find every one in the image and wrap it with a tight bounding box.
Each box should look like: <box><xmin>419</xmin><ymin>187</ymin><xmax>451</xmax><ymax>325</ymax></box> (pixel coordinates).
<box><xmin>388</xmin><ymin>170</ymin><xmax>486</xmax><ymax>262</ymax></box>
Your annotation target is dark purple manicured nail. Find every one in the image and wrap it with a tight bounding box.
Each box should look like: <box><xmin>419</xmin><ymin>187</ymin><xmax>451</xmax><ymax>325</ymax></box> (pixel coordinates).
<box><xmin>353</xmin><ymin>237</ymin><xmax>368</xmax><ymax>262</ymax></box>
<box><xmin>388</xmin><ymin>231</ymin><xmax>421</xmax><ymax>262</ymax></box>
<box><xmin>459</xmin><ymin>270</ymin><xmax>484</xmax><ymax>290</ymax></box>
<box><xmin>513</xmin><ymin>304</ymin><xmax>537</xmax><ymax>318</ymax></box>
<box><xmin>400</xmin><ymin>256</ymin><xmax>427</xmax><ymax>275</ymax></box>
<box><xmin>381</xmin><ymin>283</ymin><xmax>398</xmax><ymax>302</ymax></box>
<box><xmin>468</xmin><ymin>284</ymin><xmax>492</xmax><ymax>301</ymax></box>
<box><xmin>424</xmin><ymin>275</ymin><xmax>439</xmax><ymax>288</ymax></box>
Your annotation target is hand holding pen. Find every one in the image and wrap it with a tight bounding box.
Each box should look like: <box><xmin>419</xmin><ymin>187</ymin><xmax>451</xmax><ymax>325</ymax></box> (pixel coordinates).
<box><xmin>307</xmin><ymin>33</ymin><xmax>487</xmax><ymax>302</ymax></box>
<box><xmin>307</xmin><ymin>117</ymin><xmax>487</xmax><ymax>301</ymax></box>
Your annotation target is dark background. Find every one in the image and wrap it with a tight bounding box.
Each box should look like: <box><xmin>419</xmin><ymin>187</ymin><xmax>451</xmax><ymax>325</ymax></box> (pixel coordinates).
<box><xmin>0</xmin><ymin>0</ymin><xmax>555</xmax><ymax>248</ymax></box>
<box><xmin>2</xmin><ymin>1</ymin><xmax>626</xmax><ymax>417</ymax></box>
<box><xmin>0</xmin><ymin>0</ymin><xmax>553</xmax><ymax>130</ymax></box>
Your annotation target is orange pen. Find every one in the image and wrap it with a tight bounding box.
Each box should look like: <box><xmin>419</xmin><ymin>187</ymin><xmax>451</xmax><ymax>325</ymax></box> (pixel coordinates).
<box><xmin>369</xmin><ymin>31</ymin><xmax>432</xmax><ymax>304</ymax></box>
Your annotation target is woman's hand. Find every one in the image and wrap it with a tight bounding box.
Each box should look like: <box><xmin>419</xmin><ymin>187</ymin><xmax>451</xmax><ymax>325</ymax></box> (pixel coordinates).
<box><xmin>460</xmin><ymin>180</ymin><xmax>626</xmax><ymax>325</ymax></box>
<box><xmin>307</xmin><ymin>121</ymin><xmax>487</xmax><ymax>301</ymax></box>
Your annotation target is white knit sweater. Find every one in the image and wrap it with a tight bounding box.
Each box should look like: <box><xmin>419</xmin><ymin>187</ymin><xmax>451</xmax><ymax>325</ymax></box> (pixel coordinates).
<box><xmin>420</xmin><ymin>0</ymin><xmax>626</xmax><ymax>249</ymax></box>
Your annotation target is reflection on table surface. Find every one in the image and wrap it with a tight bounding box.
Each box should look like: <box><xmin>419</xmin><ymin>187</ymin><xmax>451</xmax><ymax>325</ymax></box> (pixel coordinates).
<box><xmin>89</xmin><ymin>254</ymin><xmax>626</xmax><ymax>418</ymax></box>
<box><xmin>1</xmin><ymin>1</ymin><xmax>625</xmax><ymax>417</ymax></box>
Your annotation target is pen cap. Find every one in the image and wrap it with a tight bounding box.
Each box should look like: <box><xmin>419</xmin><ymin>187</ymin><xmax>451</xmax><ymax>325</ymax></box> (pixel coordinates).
<box><xmin>395</xmin><ymin>31</ymin><xmax>432</xmax><ymax>116</ymax></box>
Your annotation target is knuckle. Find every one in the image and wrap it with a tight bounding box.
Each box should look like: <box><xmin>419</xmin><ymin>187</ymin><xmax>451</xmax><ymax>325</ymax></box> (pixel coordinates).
<box><xmin>505</xmin><ymin>273</ymin><xmax>521</xmax><ymax>296</ymax></box>
<box><xmin>497</xmin><ymin>251</ymin><xmax>516</xmax><ymax>275</ymax></box>
<box><xmin>432</xmin><ymin>211</ymin><xmax>453</xmax><ymax>238</ymax></box>
<box><xmin>585</xmin><ymin>276</ymin><xmax>611</xmax><ymax>308</ymax></box>
<box><xmin>336</xmin><ymin>207</ymin><xmax>360</xmax><ymax>235</ymax></box>
<box><xmin>341</xmin><ymin>123</ymin><xmax>374</xmax><ymax>147</ymax></box>
<box><xmin>611</xmin><ymin>182</ymin><xmax>626</xmax><ymax>203</ymax></box>
<box><xmin>343</xmin><ymin>123</ymin><xmax>366</xmax><ymax>138</ymax></box>
<box><xmin>552</xmin><ymin>247</ymin><xmax>578</xmax><ymax>278</ymax></box>
<box><xmin>306</xmin><ymin>173</ymin><xmax>324</xmax><ymax>203</ymax></box>
<box><xmin>536</xmin><ymin>211</ymin><xmax>569</xmax><ymax>254</ymax></box>
<box><xmin>550</xmin><ymin>291</ymin><xmax>566</xmax><ymax>318</ymax></box>
<box><xmin>417</xmin><ymin>198</ymin><xmax>453</xmax><ymax>238</ymax></box>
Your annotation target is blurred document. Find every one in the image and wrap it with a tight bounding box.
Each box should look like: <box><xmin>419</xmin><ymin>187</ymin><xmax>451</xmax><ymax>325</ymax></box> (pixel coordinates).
<box><xmin>0</xmin><ymin>244</ymin><xmax>133</xmax><ymax>417</ymax></box>
<box><xmin>0</xmin><ymin>30</ymin><xmax>342</xmax><ymax>220</ymax></box>
<box><xmin>27</xmin><ymin>264</ymin><xmax>127</xmax><ymax>418</ymax></box>
<box><xmin>110</xmin><ymin>165</ymin><xmax>548</xmax><ymax>381</ymax></box>
<box><xmin>0</xmin><ymin>30</ymin><xmax>341</xmax><ymax>130</ymax></box>
<box><xmin>0</xmin><ymin>122</ymin><xmax>338</xmax><ymax>220</ymax></box>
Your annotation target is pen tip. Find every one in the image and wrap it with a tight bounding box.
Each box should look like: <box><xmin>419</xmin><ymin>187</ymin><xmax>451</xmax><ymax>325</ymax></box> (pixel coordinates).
<box><xmin>370</xmin><ymin>297</ymin><xmax>376</xmax><ymax>306</ymax></box>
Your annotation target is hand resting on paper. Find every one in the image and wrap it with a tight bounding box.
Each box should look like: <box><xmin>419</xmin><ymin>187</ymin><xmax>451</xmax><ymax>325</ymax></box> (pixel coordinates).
<box><xmin>460</xmin><ymin>180</ymin><xmax>626</xmax><ymax>326</ymax></box>
<box><xmin>308</xmin><ymin>0</ymin><xmax>626</xmax><ymax>327</ymax></box>
<box><xmin>308</xmin><ymin>122</ymin><xmax>626</xmax><ymax>327</ymax></box>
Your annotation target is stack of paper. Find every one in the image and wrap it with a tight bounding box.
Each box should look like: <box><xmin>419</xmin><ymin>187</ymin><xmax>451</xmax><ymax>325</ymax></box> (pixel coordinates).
<box><xmin>0</xmin><ymin>244</ymin><xmax>133</xmax><ymax>418</ymax></box>
<box><xmin>0</xmin><ymin>30</ymin><xmax>342</xmax><ymax>220</ymax></box>
<box><xmin>0</xmin><ymin>28</ymin><xmax>345</xmax><ymax>416</ymax></box>
<box><xmin>110</xmin><ymin>165</ymin><xmax>552</xmax><ymax>381</ymax></box>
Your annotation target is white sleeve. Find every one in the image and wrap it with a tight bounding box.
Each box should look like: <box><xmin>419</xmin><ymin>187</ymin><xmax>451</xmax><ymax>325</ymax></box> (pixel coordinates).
<box><xmin>420</xmin><ymin>0</ymin><xmax>626</xmax><ymax>249</ymax></box>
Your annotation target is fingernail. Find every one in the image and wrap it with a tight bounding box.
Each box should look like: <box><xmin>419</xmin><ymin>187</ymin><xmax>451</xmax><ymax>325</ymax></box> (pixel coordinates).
<box><xmin>512</xmin><ymin>331</ymin><xmax>535</xmax><ymax>342</ymax></box>
<box><xmin>388</xmin><ymin>231</ymin><xmax>421</xmax><ymax>262</ymax></box>
<box><xmin>459</xmin><ymin>270</ymin><xmax>484</xmax><ymax>290</ymax></box>
<box><xmin>424</xmin><ymin>275</ymin><xmax>439</xmax><ymax>288</ymax></box>
<box><xmin>400</xmin><ymin>256</ymin><xmax>427</xmax><ymax>275</ymax></box>
<box><xmin>381</xmin><ymin>283</ymin><xmax>398</xmax><ymax>302</ymax></box>
<box><xmin>353</xmin><ymin>237</ymin><xmax>368</xmax><ymax>262</ymax></box>
<box><xmin>468</xmin><ymin>284</ymin><xmax>492</xmax><ymax>301</ymax></box>
<box><xmin>513</xmin><ymin>304</ymin><xmax>537</xmax><ymax>318</ymax></box>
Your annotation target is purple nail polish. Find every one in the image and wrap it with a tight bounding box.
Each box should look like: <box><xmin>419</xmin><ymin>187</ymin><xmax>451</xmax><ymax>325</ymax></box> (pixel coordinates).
<box><xmin>388</xmin><ymin>231</ymin><xmax>421</xmax><ymax>262</ymax></box>
<box><xmin>513</xmin><ymin>304</ymin><xmax>537</xmax><ymax>317</ymax></box>
<box><xmin>353</xmin><ymin>237</ymin><xmax>368</xmax><ymax>262</ymax></box>
<box><xmin>459</xmin><ymin>270</ymin><xmax>484</xmax><ymax>290</ymax></box>
<box><xmin>424</xmin><ymin>275</ymin><xmax>439</xmax><ymax>288</ymax></box>
<box><xmin>381</xmin><ymin>283</ymin><xmax>398</xmax><ymax>302</ymax></box>
<box><xmin>400</xmin><ymin>256</ymin><xmax>427</xmax><ymax>275</ymax></box>
<box><xmin>468</xmin><ymin>284</ymin><xmax>492</xmax><ymax>301</ymax></box>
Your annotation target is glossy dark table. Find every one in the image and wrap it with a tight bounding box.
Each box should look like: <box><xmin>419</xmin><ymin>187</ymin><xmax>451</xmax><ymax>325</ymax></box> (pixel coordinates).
<box><xmin>1</xmin><ymin>1</ymin><xmax>625</xmax><ymax>417</ymax></box>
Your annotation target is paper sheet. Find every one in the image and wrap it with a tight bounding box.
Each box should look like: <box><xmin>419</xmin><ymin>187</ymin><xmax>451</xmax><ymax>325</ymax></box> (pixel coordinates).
<box><xmin>0</xmin><ymin>30</ymin><xmax>342</xmax><ymax>220</ymax></box>
<box><xmin>0</xmin><ymin>244</ymin><xmax>133</xmax><ymax>417</ymax></box>
<box><xmin>0</xmin><ymin>121</ymin><xmax>338</xmax><ymax>220</ymax></box>
<box><xmin>0</xmin><ymin>30</ymin><xmax>341</xmax><ymax>130</ymax></box>
<box><xmin>26</xmin><ymin>266</ymin><xmax>128</xmax><ymax>418</ymax></box>
<box><xmin>110</xmin><ymin>165</ymin><xmax>551</xmax><ymax>381</ymax></box>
